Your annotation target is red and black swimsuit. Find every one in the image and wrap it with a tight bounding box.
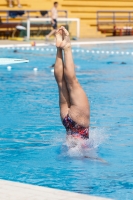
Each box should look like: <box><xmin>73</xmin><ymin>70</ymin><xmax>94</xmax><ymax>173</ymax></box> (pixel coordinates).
<box><xmin>62</xmin><ymin>114</ymin><xmax>89</xmax><ymax>139</ymax></box>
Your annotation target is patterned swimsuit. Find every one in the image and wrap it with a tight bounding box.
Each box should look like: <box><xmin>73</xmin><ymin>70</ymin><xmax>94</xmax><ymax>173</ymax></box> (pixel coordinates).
<box><xmin>62</xmin><ymin>114</ymin><xmax>89</xmax><ymax>139</ymax></box>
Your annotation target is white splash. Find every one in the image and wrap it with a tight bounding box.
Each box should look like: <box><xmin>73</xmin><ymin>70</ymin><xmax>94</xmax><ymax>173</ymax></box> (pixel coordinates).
<box><xmin>61</xmin><ymin>128</ymin><xmax>108</xmax><ymax>160</ymax></box>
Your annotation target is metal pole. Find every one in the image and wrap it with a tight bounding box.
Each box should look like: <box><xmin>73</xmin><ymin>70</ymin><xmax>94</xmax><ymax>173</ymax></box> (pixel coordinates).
<box><xmin>77</xmin><ymin>18</ymin><xmax>80</xmax><ymax>38</ymax></box>
<box><xmin>27</xmin><ymin>18</ymin><xmax>30</xmax><ymax>40</ymax></box>
<box><xmin>97</xmin><ymin>11</ymin><xmax>98</xmax><ymax>31</ymax></box>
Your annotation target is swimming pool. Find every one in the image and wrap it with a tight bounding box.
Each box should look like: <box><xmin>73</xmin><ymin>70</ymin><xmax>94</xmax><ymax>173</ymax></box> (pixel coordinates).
<box><xmin>0</xmin><ymin>43</ymin><xmax>133</xmax><ymax>200</ymax></box>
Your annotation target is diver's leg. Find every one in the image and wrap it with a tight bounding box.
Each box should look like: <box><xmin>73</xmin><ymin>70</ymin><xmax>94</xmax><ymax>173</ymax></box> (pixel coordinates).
<box><xmin>63</xmin><ymin>47</ymin><xmax>90</xmax><ymax>127</ymax></box>
<box><xmin>56</xmin><ymin>26</ymin><xmax>90</xmax><ymax>127</ymax></box>
<box><xmin>54</xmin><ymin>47</ymin><xmax>70</xmax><ymax>119</ymax></box>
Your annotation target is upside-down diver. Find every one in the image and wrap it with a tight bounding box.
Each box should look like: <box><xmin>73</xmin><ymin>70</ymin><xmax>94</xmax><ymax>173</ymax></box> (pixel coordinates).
<box><xmin>54</xmin><ymin>26</ymin><xmax>90</xmax><ymax>141</ymax></box>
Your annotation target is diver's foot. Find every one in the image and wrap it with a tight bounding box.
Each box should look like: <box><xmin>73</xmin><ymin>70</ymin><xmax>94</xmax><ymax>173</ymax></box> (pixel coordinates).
<box><xmin>55</xmin><ymin>28</ymin><xmax>63</xmax><ymax>47</ymax></box>
<box><xmin>55</xmin><ymin>26</ymin><xmax>71</xmax><ymax>50</ymax></box>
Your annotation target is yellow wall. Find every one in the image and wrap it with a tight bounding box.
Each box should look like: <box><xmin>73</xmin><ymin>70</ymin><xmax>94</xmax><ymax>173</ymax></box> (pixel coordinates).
<box><xmin>1</xmin><ymin>0</ymin><xmax>133</xmax><ymax>37</ymax></box>
<box><xmin>0</xmin><ymin>0</ymin><xmax>52</xmax><ymax>10</ymax></box>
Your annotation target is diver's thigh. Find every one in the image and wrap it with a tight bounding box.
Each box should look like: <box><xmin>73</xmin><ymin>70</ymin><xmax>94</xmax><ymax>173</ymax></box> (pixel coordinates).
<box><xmin>68</xmin><ymin>82</ymin><xmax>89</xmax><ymax>108</ymax></box>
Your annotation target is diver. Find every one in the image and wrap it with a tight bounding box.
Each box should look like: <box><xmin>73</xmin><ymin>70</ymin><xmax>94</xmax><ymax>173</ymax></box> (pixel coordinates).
<box><xmin>54</xmin><ymin>26</ymin><xmax>90</xmax><ymax>140</ymax></box>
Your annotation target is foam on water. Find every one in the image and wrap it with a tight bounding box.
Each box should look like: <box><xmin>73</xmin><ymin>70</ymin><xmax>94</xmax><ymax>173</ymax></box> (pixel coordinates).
<box><xmin>60</xmin><ymin>128</ymin><xmax>108</xmax><ymax>161</ymax></box>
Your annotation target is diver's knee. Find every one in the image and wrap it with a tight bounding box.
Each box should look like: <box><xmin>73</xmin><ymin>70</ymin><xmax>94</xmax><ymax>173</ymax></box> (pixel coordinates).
<box><xmin>68</xmin><ymin>77</ymin><xmax>79</xmax><ymax>86</ymax></box>
<box><xmin>64</xmin><ymin>74</ymin><xmax>77</xmax><ymax>83</ymax></box>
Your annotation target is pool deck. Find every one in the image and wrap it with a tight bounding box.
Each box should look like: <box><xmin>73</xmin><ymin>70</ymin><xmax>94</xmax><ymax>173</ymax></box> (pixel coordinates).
<box><xmin>0</xmin><ymin>179</ymin><xmax>112</xmax><ymax>200</ymax></box>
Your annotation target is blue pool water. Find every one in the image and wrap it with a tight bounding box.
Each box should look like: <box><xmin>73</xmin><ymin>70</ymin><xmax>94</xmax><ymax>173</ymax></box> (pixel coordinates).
<box><xmin>0</xmin><ymin>44</ymin><xmax>133</xmax><ymax>200</ymax></box>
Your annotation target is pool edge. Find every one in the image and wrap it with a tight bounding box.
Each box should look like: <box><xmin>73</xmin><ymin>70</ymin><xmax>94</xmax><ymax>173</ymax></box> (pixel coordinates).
<box><xmin>0</xmin><ymin>179</ymin><xmax>113</xmax><ymax>200</ymax></box>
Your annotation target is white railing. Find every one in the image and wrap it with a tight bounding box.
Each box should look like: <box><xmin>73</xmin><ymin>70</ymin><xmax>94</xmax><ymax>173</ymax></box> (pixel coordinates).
<box><xmin>26</xmin><ymin>17</ymin><xmax>80</xmax><ymax>39</ymax></box>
